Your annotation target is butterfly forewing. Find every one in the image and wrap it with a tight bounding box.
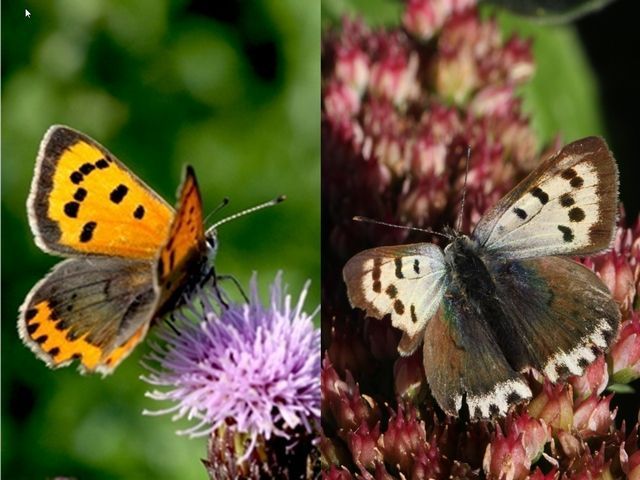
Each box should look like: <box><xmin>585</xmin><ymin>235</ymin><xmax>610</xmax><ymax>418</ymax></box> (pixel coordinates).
<box><xmin>343</xmin><ymin>243</ymin><xmax>447</xmax><ymax>349</ymax></box>
<box><xmin>29</xmin><ymin>126</ymin><xmax>174</xmax><ymax>259</ymax></box>
<box><xmin>473</xmin><ymin>137</ymin><xmax>618</xmax><ymax>259</ymax></box>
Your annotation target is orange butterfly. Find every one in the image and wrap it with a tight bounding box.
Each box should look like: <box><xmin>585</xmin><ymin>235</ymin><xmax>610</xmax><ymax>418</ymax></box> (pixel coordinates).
<box><xmin>19</xmin><ymin>125</ymin><xmax>280</xmax><ymax>374</ymax></box>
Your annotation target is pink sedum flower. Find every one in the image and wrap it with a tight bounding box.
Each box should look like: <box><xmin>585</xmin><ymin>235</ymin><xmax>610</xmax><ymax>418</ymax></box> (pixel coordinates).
<box><xmin>610</xmin><ymin>312</ymin><xmax>640</xmax><ymax>383</ymax></box>
<box><xmin>569</xmin><ymin>355</ymin><xmax>609</xmax><ymax>402</ymax></box>
<box><xmin>528</xmin><ymin>382</ymin><xmax>574</xmax><ymax>432</ymax></box>
<box><xmin>334</xmin><ymin>45</ymin><xmax>370</xmax><ymax>93</ymax></box>
<box><xmin>348</xmin><ymin>422</ymin><xmax>383</xmax><ymax>471</ymax></box>
<box><xmin>572</xmin><ymin>394</ymin><xmax>616</xmax><ymax>438</ymax></box>
<box><xmin>482</xmin><ymin>425</ymin><xmax>530</xmax><ymax>480</ymax></box>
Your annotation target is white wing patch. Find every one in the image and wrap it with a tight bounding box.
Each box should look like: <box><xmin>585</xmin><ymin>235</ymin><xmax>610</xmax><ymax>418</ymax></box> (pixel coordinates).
<box><xmin>343</xmin><ymin>244</ymin><xmax>447</xmax><ymax>339</ymax></box>
<box><xmin>460</xmin><ymin>378</ymin><xmax>532</xmax><ymax>419</ymax></box>
<box><xmin>482</xmin><ymin>161</ymin><xmax>601</xmax><ymax>258</ymax></box>
<box><xmin>543</xmin><ymin>317</ymin><xmax>612</xmax><ymax>382</ymax></box>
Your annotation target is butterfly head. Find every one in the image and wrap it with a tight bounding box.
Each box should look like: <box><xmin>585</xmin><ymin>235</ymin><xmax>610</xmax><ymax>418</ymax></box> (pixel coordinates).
<box><xmin>204</xmin><ymin>228</ymin><xmax>219</xmax><ymax>262</ymax></box>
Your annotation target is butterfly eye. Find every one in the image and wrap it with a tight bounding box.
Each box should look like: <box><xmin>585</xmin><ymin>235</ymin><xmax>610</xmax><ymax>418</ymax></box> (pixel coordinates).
<box><xmin>205</xmin><ymin>232</ymin><xmax>217</xmax><ymax>250</ymax></box>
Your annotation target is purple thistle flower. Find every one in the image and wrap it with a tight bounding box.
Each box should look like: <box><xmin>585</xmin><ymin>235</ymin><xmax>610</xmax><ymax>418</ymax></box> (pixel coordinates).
<box><xmin>141</xmin><ymin>273</ymin><xmax>320</xmax><ymax>462</ymax></box>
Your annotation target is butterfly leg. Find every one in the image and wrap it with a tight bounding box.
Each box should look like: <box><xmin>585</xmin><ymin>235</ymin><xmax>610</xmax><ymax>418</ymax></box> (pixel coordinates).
<box><xmin>163</xmin><ymin>314</ymin><xmax>181</xmax><ymax>336</ymax></box>
<box><xmin>200</xmin><ymin>265</ymin><xmax>230</xmax><ymax>309</ymax></box>
<box><xmin>217</xmin><ymin>274</ymin><xmax>250</xmax><ymax>304</ymax></box>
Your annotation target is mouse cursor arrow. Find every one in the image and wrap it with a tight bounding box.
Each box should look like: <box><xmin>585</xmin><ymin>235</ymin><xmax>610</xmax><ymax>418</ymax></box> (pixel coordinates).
<box><xmin>25</xmin><ymin>9</ymin><xmax>31</xmax><ymax>18</ymax></box>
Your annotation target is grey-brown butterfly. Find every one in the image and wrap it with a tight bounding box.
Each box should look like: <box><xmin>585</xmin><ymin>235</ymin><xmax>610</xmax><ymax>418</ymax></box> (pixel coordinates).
<box><xmin>343</xmin><ymin>137</ymin><xmax>620</xmax><ymax>419</ymax></box>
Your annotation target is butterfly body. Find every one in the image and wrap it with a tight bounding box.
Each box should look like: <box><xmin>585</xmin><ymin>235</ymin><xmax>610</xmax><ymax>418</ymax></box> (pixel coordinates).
<box><xmin>443</xmin><ymin>234</ymin><xmax>496</xmax><ymax>299</ymax></box>
<box><xmin>19</xmin><ymin>126</ymin><xmax>218</xmax><ymax>374</ymax></box>
<box><xmin>343</xmin><ymin>137</ymin><xmax>621</xmax><ymax>419</ymax></box>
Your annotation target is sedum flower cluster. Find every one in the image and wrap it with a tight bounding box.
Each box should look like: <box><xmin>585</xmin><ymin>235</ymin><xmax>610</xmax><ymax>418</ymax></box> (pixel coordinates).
<box><xmin>321</xmin><ymin>1</ymin><xmax>640</xmax><ymax>478</ymax></box>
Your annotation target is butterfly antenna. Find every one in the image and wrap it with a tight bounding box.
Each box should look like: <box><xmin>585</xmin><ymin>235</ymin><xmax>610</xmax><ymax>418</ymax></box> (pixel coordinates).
<box><xmin>456</xmin><ymin>146</ymin><xmax>472</xmax><ymax>232</ymax></box>
<box><xmin>207</xmin><ymin>195</ymin><xmax>286</xmax><ymax>232</ymax></box>
<box><xmin>353</xmin><ymin>216</ymin><xmax>454</xmax><ymax>240</ymax></box>
<box><xmin>203</xmin><ymin>197</ymin><xmax>230</xmax><ymax>225</ymax></box>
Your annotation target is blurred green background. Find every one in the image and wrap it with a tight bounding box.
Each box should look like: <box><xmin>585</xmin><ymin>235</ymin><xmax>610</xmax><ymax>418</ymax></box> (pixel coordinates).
<box><xmin>2</xmin><ymin>0</ymin><xmax>319</xmax><ymax>478</ymax></box>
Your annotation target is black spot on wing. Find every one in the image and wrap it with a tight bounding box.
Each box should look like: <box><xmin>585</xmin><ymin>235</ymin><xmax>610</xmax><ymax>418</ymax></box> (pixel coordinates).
<box><xmin>410</xmin><ymin>304</ymin><xmax>417</xmax><ymax>323</ymax></box>
<box><xmin>110</xmin><ymin>184</ymin><xmax>128</xmax><ymax>204</ymax></box>
<box><xmin>394</xmin><ymin>258</ymin><xmax>404</xmax><ymax>279</ymax></box>
<box><xmin>489</xmin><ymin>404</ymin><xmax>500</xmax><ymax>416</ymax></box>
<box><xmin>531</xmin><ymin>187</ymin><xmax>549</xmax><ymax>205</ymax></box>
<box><xmin>385</xmin><ymin>284</ymin><xmax>397</xmax><ymax>298</ymax></box>
<box><xmin>372</xmin><ymin>258</ymin><xmax>382</xmax><ymax>293</ymax></box>
<box><xmin>79</xmin><ymin>163</ymin><xmax>95</xmax><ymax>175</ymax></box>
<box><xmin>561</xmin><ymin>168</ymin><xmax>577</xmax><ymax>179</ymax></box>
<box><xmin>25</xmin><ymin>308</ymin><xmax>38</xmax><ymax>321</ymax></box>
<box><xmin>569</xmin><ymin>207</ymin><xmax>585</xmax><ymax>222</ymax></box>
<box><xmin>560</xmin><ymin>193</ymin><xmax>575</xmax><ymax>207</ymax></box>
<box><xmin>74</xmin><ymin>188</ymin><xmax>87</xmax><ymax>201</ymax></box>
<box><xmin>133</xmin><ymin>205</ymin><xmax>145</xmax><ymax>219</ymax></box>
<box><xmin>80</xmin><ymin>221</ymin><xmax>97</xmax><ymax>242</ymax></box>
<box><xmin>95</xmin><ymin>158</ymin><xmax>109</xmax><ymax>169</ymax></box>
<box><xmin>48</xmin><ymin>347</ymin><xmax>60</xmax><ymax>357</ymax></box>
<box><xmin>64</xmin><ymin>201</ymin><xmax>80</xmax><ymax>218</ymax></box>
<box><xmin>570</xmin><ymin>176</ymin><xmax>584</xmax><ymax>188</ymax></box>
<box><xmin>413</xmin><ymin>259</ymin><xmax>420</xmax><ymax>274</ymax></box>
<box><xmin>70</xmin><ymin>171</ymin><xmax>83</xmax><ymax>184</ymax></box>
<box><xmin>27</xmin><ymin>323</ymin><xmax>39</xmax><ymax>334</ymax></box>
<box><xmin>506</xmin><ymin>391</ymin><xmax>522</xmax><ymax>404</ymax></box>
<box><xmin>557</xmin><ymin>225</ymin><xmax>574</xmax><ymax>242</ymax></box>
<box><xmin>513</xmin><ymin>207</ymin><xmax>527</xmax><ymax>219</ymax></box>
<box><xmin>35</xmin><ymin>335</ymin><xmax>48</xmax><ymax>344</ymax></box>
<box><xmin>393</xmin><ymin>299</ymin><xmax>405</xmax><ymax>315</ymax></box>
<box><xmin>555</xmin><ymin>364</ymin><xmax>571</xmax><ymax>378</ymax></box>
<box><xmin>372</xmin><ymin>259</ymin><xmax>381</xmax><ymax>280</ymax></box>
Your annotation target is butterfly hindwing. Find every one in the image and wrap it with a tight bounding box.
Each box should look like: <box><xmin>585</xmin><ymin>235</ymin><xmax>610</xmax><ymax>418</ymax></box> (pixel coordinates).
<box><xmin>473</xmin><ymin>137</ymin><xmax>618</xmax><ymax>259</ymax></box>
<box><xmin>343</xmin><ymin>243</ymin><xmax>447</xmax><ymax>354</ymax></box>
<box><xmin>423</xmin><ymin>304</ymin><xmax>532</xmax><ymax>419</ymax></box>
<box><xmin>487</xmin><ymin>255</ymin><xmax>620</xmax><ymax>382</ymax></box>
<box><xmin>19</xmin><ymin>256</ymin><xmax>156</xmax><ymax>374</ymax></box>
<box><xmin>155</xmin><ymin>166</ymin><xmax>207</xmax><ymax>312</ymax></box>
<box><xmin>29</xmin><ymin>125</ymin><xmax>174</xmax><ymax>259</ymax></box>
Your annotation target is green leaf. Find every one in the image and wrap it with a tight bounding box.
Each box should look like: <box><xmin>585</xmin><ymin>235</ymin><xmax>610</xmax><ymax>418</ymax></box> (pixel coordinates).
<box><xmin>493</xmin><ymin>11</ymin><xmax>605</xmax><ymax>146</ymax></box>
